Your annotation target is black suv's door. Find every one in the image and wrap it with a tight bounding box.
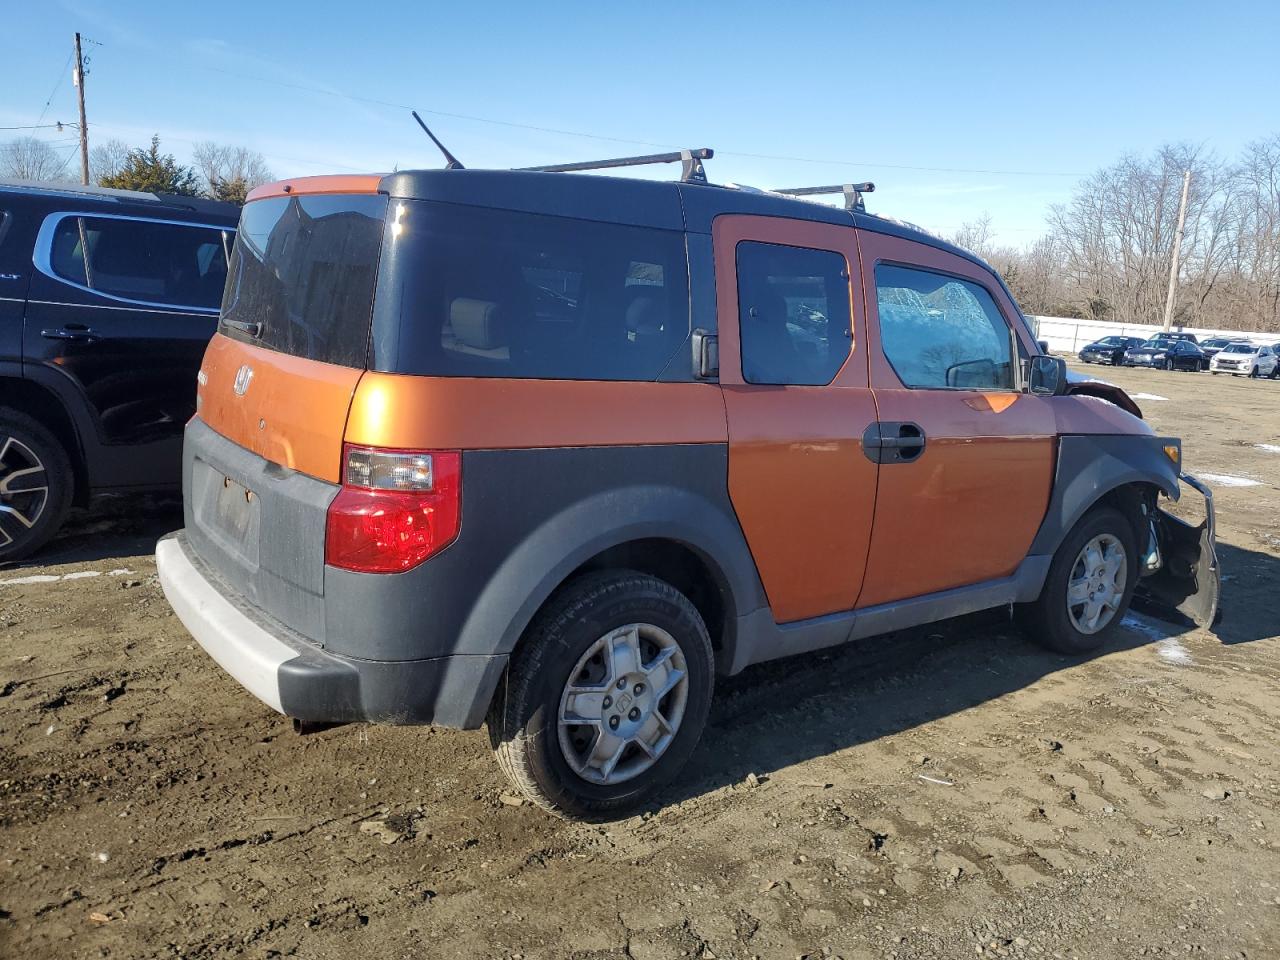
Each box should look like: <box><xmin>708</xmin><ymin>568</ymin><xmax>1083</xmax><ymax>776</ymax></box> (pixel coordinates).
<box><xmin>24</xmin><ymin>210</ymin><xmax>233</xmax><ymax>487</ymax></box>
<box><xmin>0</xmin><ymin>205</ymin><xmax>32</xmax><ymax>371</ymax></box>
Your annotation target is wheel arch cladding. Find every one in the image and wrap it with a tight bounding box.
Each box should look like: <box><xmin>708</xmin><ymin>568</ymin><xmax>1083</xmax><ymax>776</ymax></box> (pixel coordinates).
<box><xmin>0</xmin><ymin>376</ymin><xmax>87</xmax><ymax>502</ymax></box>
<box><xmin>464</xmin><ymin>482</ymin><xmax>763</xmax><ymax>662</ymax></box>
<box><xmin>319</xmin><ymin>445</ymin><xmax>767</xmax><ymax>668</ymax></box>
<box><xmin>1028</xmin><ymin>434</ymin><xmax>1179</xmax><ymax>559</ymax></box>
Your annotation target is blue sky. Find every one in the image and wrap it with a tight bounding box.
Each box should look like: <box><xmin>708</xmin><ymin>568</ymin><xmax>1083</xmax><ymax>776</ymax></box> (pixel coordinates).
<box><xmin>5</xmin><ymin>0</ymin><xmax>1278</xmax><ymax>245</ymax></box>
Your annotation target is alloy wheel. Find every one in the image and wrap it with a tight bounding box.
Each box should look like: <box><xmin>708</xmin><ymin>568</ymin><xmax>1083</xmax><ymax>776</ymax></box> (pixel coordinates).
<box><xmin>1066</xmin><ymin>533</ymin><xmax>1127</xmax><ymax>634</ymax></box>
<box><xmin>0</xmin><ymin>435</ymin><xmax>49</xmax><ymax>550</ymax></box>
<box><xmin>557</xmin><ymin>623</ymin><xmax>690</xmax><ymax>785</ymax></box>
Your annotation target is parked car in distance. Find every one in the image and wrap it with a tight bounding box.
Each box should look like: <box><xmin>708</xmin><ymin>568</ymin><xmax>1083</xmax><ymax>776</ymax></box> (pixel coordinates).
<box><xmin>0</xmin><ymin>180</ymin><xmax>240</xmax><ymax>560</ymax></box>
<box><xmin>1164</xmin><ymin>340</ymin><xmax>1207</xmax><ymax>372</ymax></box>
<box><xmin>156</xmin><ymin>164</ymin><xmax>1219</xmax><ymax>819</ymax></box>
<box><xmin>1078</xmin><ymin>336</ymin><xmax>1145</xmax><ymax>365</ymax></box>
<box><xmin>1123</xmin><ymin>336</ymin><xmax>1205</xmax><ymax>370</ymax></box>
<box><xmin>1209</xmin><ymin>341</ymin><xmax>1279</xmax><ymax>378</ymax></box>
<box><xmin>1199</xmin><ymin>337</ymin><xmax>1235</xmax><ymax>362</ymax></box>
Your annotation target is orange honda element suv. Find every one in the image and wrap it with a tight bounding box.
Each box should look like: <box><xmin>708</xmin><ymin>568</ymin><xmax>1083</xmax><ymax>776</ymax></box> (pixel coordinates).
<box><xmin>157</xmin><ymin>154</ymin><xmax>1219</xmax><ymax>818</ymax></box>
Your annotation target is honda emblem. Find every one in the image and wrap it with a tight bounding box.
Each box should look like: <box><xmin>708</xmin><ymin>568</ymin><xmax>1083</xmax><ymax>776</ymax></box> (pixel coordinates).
<box><xmin>233</xmin><ymin>364</ymin><xmax>254</xmax><ymax>396</ymax></box>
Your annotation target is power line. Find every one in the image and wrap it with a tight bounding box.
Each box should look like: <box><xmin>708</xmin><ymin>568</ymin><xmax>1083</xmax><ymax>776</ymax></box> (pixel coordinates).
<box><xmin>187</xmin><ymin>60</ymin><xmax>1085</xmax><ymax>178</ymax></box>
<box><xmin>85</xmin><ymin>120</ymin><xmax>372</xmax><ymax>173</ymax></box>
<box><xmin>33</xmin><ymin>50</ymin><xmax>75</xmax><ymax>128</ymax></box>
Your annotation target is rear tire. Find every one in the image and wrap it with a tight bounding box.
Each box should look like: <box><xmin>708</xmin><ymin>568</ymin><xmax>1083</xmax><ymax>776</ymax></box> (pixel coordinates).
<box><xmin>0</xmin><ymin>408</ymin><xmax>74</xmax><ymax>564</ymax></box>
<box><xmin>1021</xmin><ymin>507</ymin><xmax>1138</xmax><ymax>655</ymax></box>
<box><xmin>488</xmin><ymin>570</ymin><xmax>714</xmax><ymax>820</ymax></box>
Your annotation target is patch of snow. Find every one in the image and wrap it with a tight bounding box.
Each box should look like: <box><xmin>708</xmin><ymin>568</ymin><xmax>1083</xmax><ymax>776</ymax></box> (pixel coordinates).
<box><xmin>1130</xmin><ymin>393</ymin><xmax>1170</xmax><ymax>401</ymax></box>
<box><xmin>1155</xmin><ymin>638</ymin><xmax>1194</xmax><ymax>665</ymax></box>
<box><xmin>1198</xmin><ymin>472</ymin><xmax>1262</xmax><ymax>487</ymax></box>
<box><xmin>1122</xmin><ymin>614</ymin><xmax>1172</xmax><ymax>641</ymax></box>
<box><xmin>1255</xmin><ymin>443</ymin><xmax>1280</xmax><ymax>454</ymax></box>
<box><xmin>0</xmin><ymin>567</ymin><xmax>135</xmax><ymax>587</ymax></box>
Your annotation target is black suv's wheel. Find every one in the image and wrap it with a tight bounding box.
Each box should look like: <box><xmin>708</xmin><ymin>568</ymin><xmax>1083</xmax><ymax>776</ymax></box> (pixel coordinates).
<box><xmin>489</xmin><ymin>570</ymin><xmax>714</xmax><ymax>819</ymax></box>
<box><xmin>1021</xmin><ymin>507</ymin><xmax>1138</xmax><ymax>655</ymax></box>
<box><xmin>0</xmin><ymin>408</ymin><xmax>74</xmax><ymax>563</ymax></box>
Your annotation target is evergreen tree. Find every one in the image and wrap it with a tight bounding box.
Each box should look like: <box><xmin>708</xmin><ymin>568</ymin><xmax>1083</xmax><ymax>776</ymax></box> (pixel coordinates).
<box><xmin>208</xmin><ymin>175</ymin><xmax>250</xmax><ymax>205</ymax></box>
<box><xmin>98</xmin><ymin>135</ymin><xmax>199</xmax><ymax>195</ymax></box>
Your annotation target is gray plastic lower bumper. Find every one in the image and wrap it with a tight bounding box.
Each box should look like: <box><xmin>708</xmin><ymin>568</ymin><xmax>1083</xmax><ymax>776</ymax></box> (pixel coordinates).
<box><xmin>156</xmin><ymin>533</ymin><xmax>506</xmax><ymax>728</ymax></box>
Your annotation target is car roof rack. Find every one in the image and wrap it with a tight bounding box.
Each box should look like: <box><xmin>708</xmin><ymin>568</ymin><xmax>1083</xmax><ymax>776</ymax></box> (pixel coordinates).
<box><xmin>516</xmin><ymin>148</ymin><xmax>714</xmax><ymax>183</ymax></box>
<box><xmin>771</xmin><ymin>182</ymin><xmax>876</xmax><ymax>213</ymax></box>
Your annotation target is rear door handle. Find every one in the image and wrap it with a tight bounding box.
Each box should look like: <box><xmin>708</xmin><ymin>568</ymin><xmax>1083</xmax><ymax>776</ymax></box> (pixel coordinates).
<box><xmin>41</xmin><ymin>324</ymin><xmax>100</xmax><ymax>342</ymax></box>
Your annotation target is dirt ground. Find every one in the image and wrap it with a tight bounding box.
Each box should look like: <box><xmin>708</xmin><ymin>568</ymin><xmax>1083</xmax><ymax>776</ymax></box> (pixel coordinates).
<box><xmin>2</xmin><ymin>363</ymin><xmax>1278</xmax><ymax>960</ymax></box>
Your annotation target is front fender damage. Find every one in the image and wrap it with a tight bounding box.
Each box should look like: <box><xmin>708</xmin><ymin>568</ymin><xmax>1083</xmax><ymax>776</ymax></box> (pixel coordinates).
<box><xmin>1136</xmin><ymin>473</ymin><xmax>1221</xmax><ymax>628</ymax></box>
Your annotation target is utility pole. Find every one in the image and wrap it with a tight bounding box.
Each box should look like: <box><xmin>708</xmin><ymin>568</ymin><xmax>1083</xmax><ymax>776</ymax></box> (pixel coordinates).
<box><xmin>1162</xmin><ymin>169</ymin><xmax>1191</xmax><ymax>332</ymax></box>
<box><xmin>73</xmin><ymin>32</ymin><xmax>89</xmax><ymax>185</ymax></box>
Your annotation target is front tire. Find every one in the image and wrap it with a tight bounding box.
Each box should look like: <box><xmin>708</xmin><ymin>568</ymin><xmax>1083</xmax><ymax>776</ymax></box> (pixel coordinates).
<box><xmin>489</xmin><ymin>570</ymin><xmax>714</xmax><ymax>819</ymax></box>
<box><xmin>1021</xmin><ymin>507</ymin><xmax>1138</xmax><ymax>655</ymax></box>
<box><xmin>0</xmin><ymin>408</ymin><xmax>74</xmax><ymax>563</ymax></box>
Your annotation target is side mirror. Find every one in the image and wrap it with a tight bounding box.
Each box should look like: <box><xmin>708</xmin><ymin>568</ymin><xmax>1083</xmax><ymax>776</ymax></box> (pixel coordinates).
<box><xmin>1028</xmin><ymin>355</ymin><xmax>1067</xmax><ymax>396</ymax></box>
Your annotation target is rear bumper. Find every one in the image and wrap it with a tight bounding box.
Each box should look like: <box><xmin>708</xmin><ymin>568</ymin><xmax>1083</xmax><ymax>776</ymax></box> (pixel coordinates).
<box><xmin>156</xmin><ymin>532</ymin><xmax>505</xmax><ymax>728</ymax></box>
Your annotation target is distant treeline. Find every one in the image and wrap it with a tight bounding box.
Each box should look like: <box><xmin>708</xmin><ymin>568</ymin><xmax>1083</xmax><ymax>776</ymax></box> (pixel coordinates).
<box><xmin>954</xmin><ymin>136</ymin><xmax>1280</xmax><ymax>334</ymax></box>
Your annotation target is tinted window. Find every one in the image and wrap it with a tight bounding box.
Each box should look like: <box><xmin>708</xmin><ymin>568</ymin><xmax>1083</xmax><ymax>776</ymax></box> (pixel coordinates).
<box><xmin>735</xmin><ymin>241</ymin><xmax>851</xmax><ymax>386</ymax></box>
<box><xmin>875</xmin><ymin>264</ymin><xmax>1014</xmax><ymax>389</ymax></box>
<box><xmin>371</xmin><ymin>201</ymin><xmax>689</xmax><ymax>381</ymax></box>
<box><xmin>49</xmin><ymin>215</ymin><xmax>230</xmax><ymax>309</ymax></box>
<box><xmin>221</xmin><ymin>194</ymin><xmax>387</xmax><ymax>368</ymax></box>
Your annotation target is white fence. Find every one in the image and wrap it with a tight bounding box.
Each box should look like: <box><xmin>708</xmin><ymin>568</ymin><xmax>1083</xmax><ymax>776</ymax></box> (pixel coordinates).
<box><xmin>1028</xmin><ymin>315</ymin><xmax>1279</xmax><ymax>354</ymax></box>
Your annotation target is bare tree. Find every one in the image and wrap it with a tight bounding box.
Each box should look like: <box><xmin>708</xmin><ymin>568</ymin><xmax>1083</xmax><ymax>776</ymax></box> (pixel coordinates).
<box><xmin>89</xmin><ymin>138</ymin><xmax>132</xmax><ymax>184</ymax></box>
<box><xmin>191</xmin><ymin>142</ymin><xmax>274</xmax><ymax>204</ymax></box>
<box><xmin>949</xmin><ymin>216</ymin><xmax>1067</xmax><ymax>317</ymax></box>
<box><xmin>0</xmin><ymin>137</ymin><xmax>71</xmax><ymax>181</ymax></box>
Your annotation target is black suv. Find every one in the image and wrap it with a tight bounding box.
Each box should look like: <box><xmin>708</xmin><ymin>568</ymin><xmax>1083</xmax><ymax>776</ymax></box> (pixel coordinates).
<box><xmin>0</xmin><ymin>181</ymin><xmax>240</xmax><ymax>560</ymax></box>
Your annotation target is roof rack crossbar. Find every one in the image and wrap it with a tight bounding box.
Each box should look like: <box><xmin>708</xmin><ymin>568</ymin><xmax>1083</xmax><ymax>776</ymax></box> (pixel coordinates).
<box><xmin>516</xmin><ymin>147</ymin><xmax>714</xmax><ymax>183</ymax></box>
<box><xmin>772</xmin><ymin>181</ymin><xmax>876</xmax><ymax>213</ymax></box>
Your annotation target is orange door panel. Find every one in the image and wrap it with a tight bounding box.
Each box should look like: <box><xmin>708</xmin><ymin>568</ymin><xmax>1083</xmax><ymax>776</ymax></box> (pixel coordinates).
<box><xmin>714</xmin><ymin>215</ymin><xmax>878</xmax><ymax>623</ymax></box>
<box><xmin>854</xmin><ymin>230</ymin><xmax>1055</xmax><ymax>608</ymax></box>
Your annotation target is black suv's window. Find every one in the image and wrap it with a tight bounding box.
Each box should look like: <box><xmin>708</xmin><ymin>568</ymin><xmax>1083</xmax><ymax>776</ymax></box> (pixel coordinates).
<box><xmin>875</xmin><ymin>264</ymin><xmax>1014</xmax><ymax>390</ymax></box>
<box><xmin>220</xmin><ymin>194</ymin><xmax>387</xmax><ymax>368</ymax></box>
<box><xmin>48</xmin><ymin>215</ymin><xmax>230</xmax><ymax>310</ymax></box>
<box><xmin>371</xmin><ymin>201</ymin><xmax>690</xmax><ymax>381</ymax></box>
<box><xmin>735</xmin><ymin>241</ymin><xmax>851</xmax><ymax>386</ymax></box>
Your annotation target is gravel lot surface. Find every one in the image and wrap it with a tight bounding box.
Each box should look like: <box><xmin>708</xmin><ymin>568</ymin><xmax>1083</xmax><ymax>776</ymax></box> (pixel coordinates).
<box><xmin>2</xmin><ymin>363</ymin><xmax>1278</xmax><ymax>960</ymax></box>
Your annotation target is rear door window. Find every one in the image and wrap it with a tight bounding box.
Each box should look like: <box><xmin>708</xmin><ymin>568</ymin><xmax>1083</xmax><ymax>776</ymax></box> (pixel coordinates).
<box><xmin>371</xmin><ymin>201</ymin><xmax>690</xmax><ymax>381</ymax></box>
<box><xmin>47</xmin><ymin>214</ymin><xmax>230</xmax><ymax>310</ymax></box>
<box><xmin>874</xmin><ymin>264</ymin><xmax>1015</xmax><ymax>390</ymax></box>
<box><xmin>734</xmin><ymin>241</ymin><xmax>852</xmax><ymax>386</ymax></box>
<box><xmin>220</xmin><ymin>194</ymin><xmax>388</xmax><ymax>368</ymax></box>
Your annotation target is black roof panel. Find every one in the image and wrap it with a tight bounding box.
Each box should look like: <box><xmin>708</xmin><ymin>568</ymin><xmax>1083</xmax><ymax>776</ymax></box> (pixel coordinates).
<box><xmin>377</xmin><ymin>168</ymin><xmax>997</xmax><ymax>278</ymax></box>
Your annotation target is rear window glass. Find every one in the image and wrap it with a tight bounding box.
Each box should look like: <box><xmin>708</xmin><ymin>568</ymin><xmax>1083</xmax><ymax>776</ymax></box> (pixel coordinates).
<box><xmin>220</xmin><ymin>194</ymin><xmax>387</xmax><ymax>367</ymax></box>
<box><xmin>371</xmin><ymin>201</ymin><xmax>689</xmax><ymax>381</ymax></box>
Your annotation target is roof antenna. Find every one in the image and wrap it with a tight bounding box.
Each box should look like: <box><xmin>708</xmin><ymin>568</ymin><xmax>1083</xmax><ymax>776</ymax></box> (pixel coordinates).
<box><xmin>411</xmin><ymin>111</ymin><xmax>464</xmax><ymax>169</ymax></box>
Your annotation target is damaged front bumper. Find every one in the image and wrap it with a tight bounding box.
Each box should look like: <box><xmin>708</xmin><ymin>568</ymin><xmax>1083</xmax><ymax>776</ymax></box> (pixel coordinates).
<box><xmin>1137</xmin><ymin>473</ymin><xmax>1221</xmax><ymax>628</ymax></box>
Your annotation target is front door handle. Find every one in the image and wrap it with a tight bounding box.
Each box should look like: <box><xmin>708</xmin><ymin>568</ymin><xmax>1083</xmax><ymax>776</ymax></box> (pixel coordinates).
<box><xmin>41</xmin><ymin>324</ymin><xmax>99</xmax><ymax>342</ymax></box>
<box><xmin>862</xmin><ymin>421</ymin><xmax>927</xmax><ymax>464</ymax></box>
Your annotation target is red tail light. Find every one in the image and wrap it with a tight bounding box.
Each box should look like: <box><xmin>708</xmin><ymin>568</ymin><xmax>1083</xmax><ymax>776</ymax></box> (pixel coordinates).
<box><xmin>324</xmin><ymin>445</ymin><xmax>461</xmax><ymax>574</ymax></box>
